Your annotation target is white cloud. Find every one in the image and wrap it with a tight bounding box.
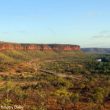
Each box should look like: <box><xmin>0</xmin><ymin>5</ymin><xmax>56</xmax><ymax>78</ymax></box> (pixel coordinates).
<box><xmin>92</xmin><ymin>31</ymin><xmax>110</xmax><ymax>39</ymax></box>
<box><xmin>0</xmin><ymin>31</ymin><xmax>29</xmax><ymax>35</ymax></box>
<box><xmin>88</xmin><ymin>11</ymin><xmax>97</xmax><ymax>17</ymax></box>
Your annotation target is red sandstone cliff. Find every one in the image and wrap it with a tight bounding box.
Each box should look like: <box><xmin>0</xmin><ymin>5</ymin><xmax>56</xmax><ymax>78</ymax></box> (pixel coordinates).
<box><xmin>0</xmin><ymin>42</ymin><xmax>80</xmax><ymax>51</ymax></box>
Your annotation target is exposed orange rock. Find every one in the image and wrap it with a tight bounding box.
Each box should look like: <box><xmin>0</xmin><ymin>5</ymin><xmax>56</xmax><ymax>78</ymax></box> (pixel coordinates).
<box><xmin>0</xmin><ymin>42</ymin><xmax>80</xmax><ymax>51</ymax></box>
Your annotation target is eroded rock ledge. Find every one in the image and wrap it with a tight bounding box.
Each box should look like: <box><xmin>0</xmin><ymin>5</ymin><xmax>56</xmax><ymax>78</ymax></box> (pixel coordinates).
<box><xmin>0</xmin><ymin>42</ymin><xmax>80</xmax><ymax>51</ymax></box>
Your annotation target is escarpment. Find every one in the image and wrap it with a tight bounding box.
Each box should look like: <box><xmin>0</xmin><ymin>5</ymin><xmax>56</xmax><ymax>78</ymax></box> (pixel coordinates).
<box><xmin>0</xmin><ymin>42</ymin><xmax>80</xmax><ymax>51</ymax></box>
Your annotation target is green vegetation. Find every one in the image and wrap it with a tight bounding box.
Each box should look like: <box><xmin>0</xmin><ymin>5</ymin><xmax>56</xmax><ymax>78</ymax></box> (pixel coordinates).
<box><xmin>0</xmin><ymin>50</ymin><xmax>110</xmax><ymax>110</ymax></box>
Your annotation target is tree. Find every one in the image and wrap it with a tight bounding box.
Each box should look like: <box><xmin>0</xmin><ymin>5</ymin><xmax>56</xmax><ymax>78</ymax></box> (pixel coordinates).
<box><xmin>93</xmin><ymin>87</ymin><xmax>105</xmax><ymax>109</ymax></box>
<box><xmin>70</xmin><ymin>93</ymin><xmax>79</xmax><ymax>108</ymax></box>
<box><xmin>54</xmin><ymin>89</ymin><xmax>71</xmax><ymax>110</ymax></box>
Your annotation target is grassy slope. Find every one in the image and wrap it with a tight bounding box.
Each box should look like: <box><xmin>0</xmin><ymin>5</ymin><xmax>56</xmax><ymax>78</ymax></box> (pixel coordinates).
<box><xmin>0</xmin><ymin>50</ymin><xmax>83</xmax><ymax>62</ymax></box>
<box><xmin>0</xmin><ymin>50</ymin><xmax>110</xmax><ymax>110</ymax></box>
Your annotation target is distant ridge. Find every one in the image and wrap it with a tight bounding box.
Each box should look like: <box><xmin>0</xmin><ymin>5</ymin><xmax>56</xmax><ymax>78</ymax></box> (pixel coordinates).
<box><xmin>82</xmin><ymin>48</ymin><xmax>110</xmax><ymax>54</ymax></box>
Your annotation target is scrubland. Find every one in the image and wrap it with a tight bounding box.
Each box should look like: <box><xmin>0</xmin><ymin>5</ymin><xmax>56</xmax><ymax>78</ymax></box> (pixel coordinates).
<box><xmin>0</xmin><ymin>50</ymin><xmax>110</xmax><ymax>110</ymax></box>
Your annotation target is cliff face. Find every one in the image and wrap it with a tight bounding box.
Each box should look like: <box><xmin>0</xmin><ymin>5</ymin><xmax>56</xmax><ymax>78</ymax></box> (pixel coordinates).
<box><xmin>0</xmin><ymin>43</ymin><xmax>80</xmax><ymax>51</ymax></box>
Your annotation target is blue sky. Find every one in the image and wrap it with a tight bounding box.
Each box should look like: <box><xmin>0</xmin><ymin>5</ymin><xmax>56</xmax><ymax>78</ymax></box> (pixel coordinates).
<box><xmin>0</xmin><ymin>0</ymin><xmax>110</xmax><ymax>47</ymax></box>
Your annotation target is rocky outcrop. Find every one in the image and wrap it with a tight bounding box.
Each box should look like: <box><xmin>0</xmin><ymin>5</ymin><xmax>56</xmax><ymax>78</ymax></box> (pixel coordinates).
<box><xmin>0</xmin><ymin>42</ymin><xmax>80</xmax><ymax>51</ymax></box>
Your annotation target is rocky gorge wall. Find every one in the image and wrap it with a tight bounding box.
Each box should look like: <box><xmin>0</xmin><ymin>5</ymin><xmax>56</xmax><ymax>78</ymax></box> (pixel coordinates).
<box><xmin>0</xmin><ymin>42</ymin><xmax>80</xmax><ymax>51</ymax></box>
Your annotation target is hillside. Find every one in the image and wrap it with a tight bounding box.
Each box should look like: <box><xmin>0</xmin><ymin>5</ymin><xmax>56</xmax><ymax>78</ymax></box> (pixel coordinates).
<box><xmin>0</xmin><ymin>47</ymin><xmax>110</xmax><ymax>110</ymax></box>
